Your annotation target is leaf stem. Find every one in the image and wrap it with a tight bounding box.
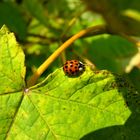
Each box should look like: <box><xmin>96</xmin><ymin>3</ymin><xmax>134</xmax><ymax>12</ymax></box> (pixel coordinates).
<box><xmin>27</xmin><ymin>25</ymin><xmax>107</xmax><ymax>87</ymax></box>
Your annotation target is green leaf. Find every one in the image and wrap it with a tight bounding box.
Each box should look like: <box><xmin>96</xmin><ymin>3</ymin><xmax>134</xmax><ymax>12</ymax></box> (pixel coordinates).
<box><xmin>0</xmin><ymin>92</ymin><xmax>23</xmax><ymax>140</ymax></box>
<box><xmin>23</xmin><ymin>0</ymin><xmax>48</xmax><ymax>26</ymax></box>
<box><xmin>0</xmin><ymin>2</ymin><xmax>27</xmax><ymax>40</ymax></box>
<box><xmin>0</xmin><ymin>25</ymin><xmax>25</xmax><ymax>140</ymax></box>
<box><xmin>0</xmin><ymin>25</ymin><xmax>26</xmax><ymax>93</ymax></box>
<box><xmin>83</xmin><ymin>34</ymin><xmax>138</xmax><ymax>73</ymax></box>
<box><xmin>127</xmin><ymin>67</ymin><xmax>140</xmax><ymax>93</ymax></box>
<box><xmin>3</xmin><ymin>67</ymin><xmax>140</xmax><ymax>139</ymax></box>
<box><xmin>0</xmin><ymin>25</ymin><xmax>139</xmax><ymax>140</ymax></box>
<box><xmin>83</xmin><ymin>0</ymin><xmax>140</xmax><ymax>36</ymax></box>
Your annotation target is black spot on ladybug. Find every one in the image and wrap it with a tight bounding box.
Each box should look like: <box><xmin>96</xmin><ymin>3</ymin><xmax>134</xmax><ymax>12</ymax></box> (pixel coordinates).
<box><xmin>70</xmin><ymin>61</ymin><xmax>74</xmax><ymax>63</ymax></box>
<box><xmin>71</xmin><ymin>72</ymin><xmax>75</xmax><ymax>75</ymax></box>
<box><xmin>70</xmin><ymin>65</ymin><xmax>73</xmax><ymax>67</ymax></box>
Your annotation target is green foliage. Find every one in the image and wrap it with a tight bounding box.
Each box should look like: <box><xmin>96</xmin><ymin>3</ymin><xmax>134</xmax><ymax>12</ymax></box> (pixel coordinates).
<box><xmin>83</xmin><ymin>34</ymin><xmax>137</xmax><ymax>73</ymax></box>
<box><xmin>23</xmin><ymin>0</ymin><xmax>49</xmax><ymax>26</ymax></box>
<box><xmin>0</xmin><ymin>26</ymin><xmax>140</xmax><ymax>140</ymax></box>
<box><xmin>0</xmin><ymin>25</ymin><xmax>25</xmax><ymax>93</ymax></box>
<box><xmin>0</xmin><ymin>0</ymin><xmax>140</xmax><ymax>139</ymax></box>
<box><xmin>83</xmin><ymin>0</ymin><xmax>140</xmax><ymax>36</ymax></box>
<box><xmin>0</xmin><ymin>2</ymin><xmax>27</xmax><ymax>40</ymax></box>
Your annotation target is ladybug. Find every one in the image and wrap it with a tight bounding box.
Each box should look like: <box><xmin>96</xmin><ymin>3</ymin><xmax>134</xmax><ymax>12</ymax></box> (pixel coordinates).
<box><xmin>63</xmin><ymin>60</ymin><xmax>85</xmax><ymax>76</ymax></box>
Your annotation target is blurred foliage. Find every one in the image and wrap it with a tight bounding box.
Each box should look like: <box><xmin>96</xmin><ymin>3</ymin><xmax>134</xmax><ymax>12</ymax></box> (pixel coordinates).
<box><xmin>0</xmin><ymin>0</ymin><xmax>140</xmax><ymax>89</ymax></box>
<box><xmin>83</xmin><ymin>0</ymin><xmax>140</xmax><ymax>36</ymax></box>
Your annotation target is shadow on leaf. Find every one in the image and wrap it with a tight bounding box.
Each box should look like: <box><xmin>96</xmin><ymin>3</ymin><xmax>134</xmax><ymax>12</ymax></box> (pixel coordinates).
<box><xmin>81</xmin><ymin>75</ymin><xmax>140</xmax><ymax>140</ymax></box>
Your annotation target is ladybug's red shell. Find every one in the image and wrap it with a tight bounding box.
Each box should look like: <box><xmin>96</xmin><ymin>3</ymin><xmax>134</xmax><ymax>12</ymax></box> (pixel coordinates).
<box><xmin>63</xmin><ymin>60</ymin><xmax>85</xmax><ymax>76</ymax></box>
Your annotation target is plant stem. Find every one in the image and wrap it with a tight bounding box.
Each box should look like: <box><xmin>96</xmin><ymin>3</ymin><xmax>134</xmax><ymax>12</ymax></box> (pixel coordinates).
<box><xmin>27</xmin><ymin>25</ymin><xmax>107</xmax><ymax>87</ymax></box>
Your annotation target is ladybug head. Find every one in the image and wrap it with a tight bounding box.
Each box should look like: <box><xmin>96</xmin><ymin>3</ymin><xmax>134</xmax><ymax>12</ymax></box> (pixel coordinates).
<box><xmin>78</xmin><ymin>61</ymin><xmax>85</xmax><ymax>71</ymax></box>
